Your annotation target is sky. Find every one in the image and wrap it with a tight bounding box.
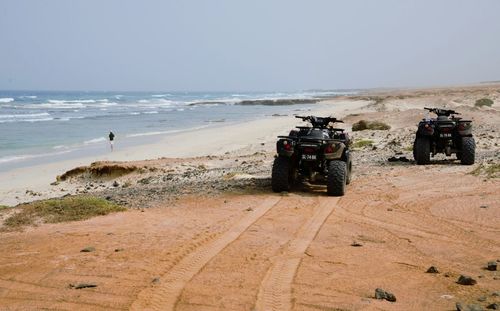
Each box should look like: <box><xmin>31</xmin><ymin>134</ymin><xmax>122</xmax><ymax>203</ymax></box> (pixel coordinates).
<box><xmin>1</xmin><ymin>0</ymin><xmax>500</xmax><ymax>92</ymax></box>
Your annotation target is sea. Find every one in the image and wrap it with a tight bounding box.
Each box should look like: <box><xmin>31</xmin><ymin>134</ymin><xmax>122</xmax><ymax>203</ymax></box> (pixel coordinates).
<box><xmin>0</xmin><ymin>90</ymin><xmax>355</xmax><ymax>171</ymax></box>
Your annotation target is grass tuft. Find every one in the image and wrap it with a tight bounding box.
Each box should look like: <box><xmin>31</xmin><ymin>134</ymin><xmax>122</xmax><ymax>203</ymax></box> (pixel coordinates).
<box><xmin>470</xmin><ymin>163</ymin><xmax>500</xmax><ymax>178</ymax></box>
<box><xmin>475</xmin><ymin>98</ymin><xmax>494</xmax><ymax>107</ymax></box>
<box><xmin>352</xmin><ymin>120</ymin><xmax>391</xmax><ymax>131</ymax></box>
<box><xmin>353</xmin><ymin>139</ymin><xmax>374</xmax><ymax>148</ymax></box>
<box><xmin>3</xmin><ymin>196</ymin><xmax>125</xmax><ymax>229</ymax></box>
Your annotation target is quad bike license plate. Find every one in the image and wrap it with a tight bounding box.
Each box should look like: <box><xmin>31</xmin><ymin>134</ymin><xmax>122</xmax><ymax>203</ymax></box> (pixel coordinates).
<box><xmin>302</xmin><ymin>154</ymin><xmax>317</xmax><ymax>160</ymax></box>
<box><xmin>440</xmin><ymin>133</ymin><xmax>452</xmax><ymax>138</ymax></box>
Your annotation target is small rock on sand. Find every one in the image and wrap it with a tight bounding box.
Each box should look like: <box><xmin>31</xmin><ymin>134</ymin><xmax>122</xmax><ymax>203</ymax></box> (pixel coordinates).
<box><xmin>374</xmin><ymin>288</ymin><xmax>396</xmax><ymax>302</ymax></box>
<box><xmin>486</xmin><ymin>303</ymin><xmax>499</xmax><ymax>310</ymax></box>
<box><xmin>351</xmin><ymin>242</ymin><xmax>363</xmax><ymax>247</ymax></box>
<box><xmin>80</xmin><ymin>247</ymin><xmax>95</xmax><ymax>253</ymax></box>
<box><xmin>457</xmin><ymin>275</ymin><xmax>477</xmax><ymax>286</ymax></box>
<box><xmin>426</xmin><ymin>266</ymin><xmax>440</xmax><ymax>273</ymax></box>
<box><xmin>487</xmin><ymin>261</ymin><xmax>497</xmax><ymax>271</ymax></box>
<box><xmin>456</xmin><ymin>303</ymin><xmax>485</xmax><ymax>311</ymax></box>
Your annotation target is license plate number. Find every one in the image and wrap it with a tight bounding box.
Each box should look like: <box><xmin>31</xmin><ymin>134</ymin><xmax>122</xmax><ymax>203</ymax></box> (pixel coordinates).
<box><xmin>440</xmin><ymin>133</ymin><xmax>452</xmax><ymax>138</ymax></box>
<box><xmin>302</xmin><ymin>154</ymin><xmax>316</xmax><ymax>160</ymax></box>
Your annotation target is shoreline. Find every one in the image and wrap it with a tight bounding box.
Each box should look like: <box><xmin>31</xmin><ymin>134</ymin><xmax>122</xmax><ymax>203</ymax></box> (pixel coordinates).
<box><xmin>0</xmin><ymin>99</ymin><xmax>368</xmax><ymax>206</ymax></box>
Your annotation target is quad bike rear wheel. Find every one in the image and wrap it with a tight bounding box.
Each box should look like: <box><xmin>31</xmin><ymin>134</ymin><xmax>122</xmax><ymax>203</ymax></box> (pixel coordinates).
<box><xmin>271</xmin><ymin>156</ymin><xmax>294</xmax><ymax>192</ymax></box>
<box><xmin>414</xmin><ymin>137</ymin><xmax>431</xmax><ymax>165</ymax></box>
<box><xmin>327</xmin><ymin>160</ymin><xmax>346</xmax><ymax>196</ymax></box>
<box><xmin>460</xmin><ymin>136</ymin><xmax>475</xmax><ymax>165</ymax></box>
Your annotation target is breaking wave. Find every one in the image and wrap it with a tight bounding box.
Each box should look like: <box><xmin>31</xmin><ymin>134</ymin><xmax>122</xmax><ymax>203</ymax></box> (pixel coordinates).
<box><xmin>0</xmin><ymin>98</ymin><xmax>14</xmax><ymax>103</ymax></box>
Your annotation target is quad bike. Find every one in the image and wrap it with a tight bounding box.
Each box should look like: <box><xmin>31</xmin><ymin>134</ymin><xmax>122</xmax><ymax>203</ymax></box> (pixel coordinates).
<box><xmin>413</xmin><ymin>107</ymin><xmax>475</xmax><ymax>165</ymax></box>
<box><xmin>271</xmin><ymin>116</ymin><xmax>352</xmax><ymax>196</ymax></box>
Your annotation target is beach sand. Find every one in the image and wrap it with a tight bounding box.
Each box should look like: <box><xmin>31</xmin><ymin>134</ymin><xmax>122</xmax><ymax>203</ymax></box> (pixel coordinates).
<box><xmin>0</xmin><ymin>99</ymin><xmax>367</xmax><ymax>206</ymax></box>
<box><xmin>0</xmin><ymin>85</ymin><xmax>499</xmax><ymax>310</ymax></box>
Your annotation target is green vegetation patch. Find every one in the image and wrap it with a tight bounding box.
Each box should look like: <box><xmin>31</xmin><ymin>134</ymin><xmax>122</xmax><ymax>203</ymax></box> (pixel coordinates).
<box><xmin>404</xmin><ymin>145</ymin><xmax>414</xmax><ymax>152</ymax></box>
<box><xmin>470</xmin><ymin>162</ymin><xmax>500</xmax><ymax>178</ymax></box>
<box><xmin>474</xmin><ymin>98</ymin><xmax>494</xmax><ymax>107</ymax></box>
<box><xmin>352</xmin><ymin>120</ymin><xmax>391</xmax><ymax>131</ymax></box>
<box><xmin>4</xmin><ymin>196</ymin><xmax>125</xmax><ymax>228</ymax></box>
<box><xmin>353</xmin><ymin>139</ymin><xmax>374</xmax><ymax>148</ymax></box>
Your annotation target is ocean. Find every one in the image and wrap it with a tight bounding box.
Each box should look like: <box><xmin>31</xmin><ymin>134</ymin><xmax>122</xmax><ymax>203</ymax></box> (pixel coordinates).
<box><xmin>0</xmin><ymin>90</ymin><xmax>354</xmax><ymax>170</ymax></box>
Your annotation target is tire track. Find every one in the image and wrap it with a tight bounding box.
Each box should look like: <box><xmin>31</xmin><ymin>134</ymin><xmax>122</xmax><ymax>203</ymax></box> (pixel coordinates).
<box><xmin>337</xmin><ymin>190</ymin><xmax>499</xmax><ymax>253</ymax></box>
<box><xmin>0</xmin><ymin>278</ymin><xmax>127</xmax><ymax>310</ymax></box>
<box><xmin>130</xmin><ymin>196</ymin><xmax>281</xmax><ymax>311</ymax></box>
<box><xmin>255</xmin><ymin>197</ymin><xmax>338</xmax><ymax>311</ymax></box>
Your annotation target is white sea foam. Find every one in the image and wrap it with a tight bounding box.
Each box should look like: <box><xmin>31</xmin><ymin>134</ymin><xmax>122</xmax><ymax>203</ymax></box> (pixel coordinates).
<box><xmin>0</xmin><ymin>112</ymin><xmax>50</xmax><ymax>119</ymax></box>
<box><xmin>125</xmin><ymin>125</ymin><xmax>210</xmax><ymax>138</ymax></box>
<box><xmin>23</xmin><ymin>117</ymin><xmax>54</xmax><ymax>123</ymax></box>
<box><xmin>0</xmin><ymin>98</ymin><xmax>14</xmax><ymax>103</ymax></box>
<box><xmin>151</xmin><ymin>94</ymin><xmax>172</xmax><ymax>98</ymax></box>
<box><xmin>31</xmin><ymin>102</ymin><xmax>87</xmax><ymax>109</ymax></box>
<box><xmin>19</xmin><ymin>95</ymin><xmax>37</xmax><ymax>99</ymax></box>
<box><xmin>0</xmin><ymin>154</ymin><xmax>37</xmax><ymax>164</ymax></box>
<box><xmin>48</xmin><ymin>99</ymin><xmax>96</xmax><ymax>104</ymax></box>
<box><xmin>34</xmin><ymin>99</ymin><xmax>116</xmax><ymax>109</ymax></box>
<box><xmin>56</xmin><ymin>116</ymin><xmax>85</xmax><ymax>121</ymax></box>
<box><xmin>96</xmin><ymin>102</ymin><xmax>118</xmax><ymax>107</ymax></box>
<box><xmin>135</xmin><ymin>99</ymin><xmax>174</xmax><ymax>108</ymax></box>
<box><xmin>84</xmin><ymin>137</ymin><xmax>106</xmax><ymax>145</ymax></box>
<box><xmin>144</xmin><ymin>111</ymin><xmax>159</xmax><ymax>114</ymax></box>
<box><xmin>126</xmin><ymin>130</ymin><xmax>179</xmax><ymax>137</ymax></box>
<box><xmin>0</xmin><ymin>112</ymin><xmax>54</xmax><ymax>123</ymax></box>
<box><xmin>0</xmin><ymin>150</ymin><xmax>71</xmax><ymax>164</ymax></box>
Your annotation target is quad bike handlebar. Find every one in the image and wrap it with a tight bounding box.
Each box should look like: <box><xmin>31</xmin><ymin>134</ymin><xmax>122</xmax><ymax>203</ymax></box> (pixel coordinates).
<box><xmin>424</xmin><ymin>107</ymin><xmax>460</xmax><ymax>116</ymax></box>
<box><xmin>295</xmin><ymin>115</ymin><xmax>344</xmax><ymax>128</ymax></box>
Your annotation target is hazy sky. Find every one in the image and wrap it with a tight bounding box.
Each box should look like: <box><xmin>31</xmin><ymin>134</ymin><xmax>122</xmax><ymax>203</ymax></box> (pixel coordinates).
<box><xmin>1</xmin><ymin>0</ymin><xmax>500</xmax><ymax>91</ymax></box>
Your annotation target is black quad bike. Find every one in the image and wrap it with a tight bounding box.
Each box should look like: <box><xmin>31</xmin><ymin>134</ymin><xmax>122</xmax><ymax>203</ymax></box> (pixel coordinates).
<box><xmin>413</xmin><ymin>107</ymin><xmax>475</xmax><ymax>165</ymax></box>
<box><xmin>271</xmin><ymin>116</ymin><xmax>352</xmax><ymax>196</ymax></box>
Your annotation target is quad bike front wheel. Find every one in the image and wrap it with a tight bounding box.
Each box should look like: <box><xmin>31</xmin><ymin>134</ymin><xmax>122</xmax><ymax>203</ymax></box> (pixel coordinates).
<box><xmin>460</xmin><ymin>136</ymin><xmax>475</xmax><ymax>165</ymax></box>
<box><xmin>414</xmin><ymin>137</ymin><xmax>431</xmax><ymax>165</ymax></box>
<box><xmin>271</xmin><ymin>156</ymin><xmax>294</xmax><ymax>192</ymax></box>
<box><xmin>327</xmin><ymin>160</ymin><xmax>346</xmax><ymax>196</ymax></box>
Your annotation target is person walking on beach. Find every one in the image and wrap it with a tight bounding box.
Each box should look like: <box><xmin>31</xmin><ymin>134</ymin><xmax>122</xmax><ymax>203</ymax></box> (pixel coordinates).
<box><xmin>108</xmin><ymin>131</ymin><xmax>115</xmax><ymax>151</ymax></box>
